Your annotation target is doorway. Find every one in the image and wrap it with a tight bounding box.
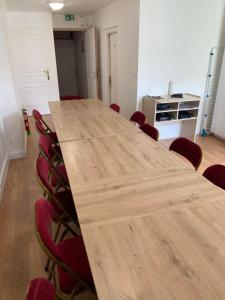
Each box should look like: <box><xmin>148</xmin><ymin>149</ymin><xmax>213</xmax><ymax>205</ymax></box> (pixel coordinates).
<box><xmin>108</xmin><ymin>30</ymin><xmax>118</xmax><ymax>105</ymax></box>
<box><xmin>54</xmin><ymin>31</ymin><xmax>88</xmax><ymax>100</ymax></box>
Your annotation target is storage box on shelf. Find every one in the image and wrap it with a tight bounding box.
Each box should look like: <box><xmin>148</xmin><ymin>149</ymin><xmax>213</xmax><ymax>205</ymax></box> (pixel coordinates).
<box><xmin>143</xmin><ymin>94</ymin><xmax>201</xmax><ymax>141</ymax></box>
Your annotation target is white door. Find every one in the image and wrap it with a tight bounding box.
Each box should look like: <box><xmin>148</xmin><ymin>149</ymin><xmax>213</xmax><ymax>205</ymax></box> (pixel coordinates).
<box><xmin>10</xmin><ymin>28</ymin><xmax>59</xmax><ymax>115</ymax></box>
<box><xmin>211</xmin><ymin>50</ymin><xmax>225</xmax><ymax>139</ymax></box>
<box><xmin>109</xmin><ymin>32</ymin><xmax>118</xmax><ymax>105</ymax></box>
<box><xmin>85</xmin><ymin>27</ymin><xmax>99</xmax><ymax>99</ymax></box>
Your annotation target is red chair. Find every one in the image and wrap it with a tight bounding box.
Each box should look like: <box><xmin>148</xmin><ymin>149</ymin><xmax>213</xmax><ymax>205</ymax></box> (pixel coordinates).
<box><xmin>34</xmin><ymin>199</ymin><xmax>95</xmax><ymax>298</ymax></box>
<box><xmin>110</xmin><ymin>103</ymin><xmax>120</xmax><ymax>113</ymax></box>
<box><xmin>169</xmin><ymin>137</ymin><xmax>203</xmax><ymax>170</ymax></box>
<box><xmin>27</xmin><ymin>278</ymin><xmax>56</xmax><ymax>300</ymax></box>
<box><xmin>33</xmin><ymin>110</ymin><xmax>56</xmax><ymax>135</ymax></box>
<box><xmin>203</xmin><ymin>164</ymin><xmax>225</xmax><ymax>190</ymax></box>
<box><xmin>130</xmin><ymin>111</ymin><xmax>146</xmax><ymax>126</ymax></box>
<box><xmin>36</xmin><ymin>156</ymin><xmax>77</xmax><ymax>224</ymax></box>
<box><xmin>35</xmin><ymin>121</ymin><xmax>58</xmax><ymax>145</ymax></box>
<box><xmin>60</xmin><ymin>95</ymin><xmax>83</xmax><ymax>101</ymax></box>
<box><xmin>39</xmin><ymin>135</ymin><xmax>69</xmax><ymax>187</ymax></box>
<box><xmin>140</xmin><ymin>123</ymin><xmax>159</xmax><ymax>141</ymax></box>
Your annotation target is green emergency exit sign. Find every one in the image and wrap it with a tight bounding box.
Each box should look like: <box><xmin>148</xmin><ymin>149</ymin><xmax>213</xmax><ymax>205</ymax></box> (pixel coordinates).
<box><xmin>65</xmin><ymin>15</ymin><xmax>75</xmax><ymax>21</ymax></box>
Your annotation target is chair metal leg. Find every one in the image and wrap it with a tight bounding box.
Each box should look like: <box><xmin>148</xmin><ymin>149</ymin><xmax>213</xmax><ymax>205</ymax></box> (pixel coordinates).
<box><xmin>45</xmin><ymin>222</ymin><xmax>62</xmax><ymax>272</ymax></box>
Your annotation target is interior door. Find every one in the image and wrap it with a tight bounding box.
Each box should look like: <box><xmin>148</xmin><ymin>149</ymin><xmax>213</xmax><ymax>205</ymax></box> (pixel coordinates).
<box><xmin>109</xmin><ymin>32</ymin><xmax>118</xmax><ymax>105</ymax></box>
<box><xmin>85</xmin><ymin>27</ymin><xmax>99</xmax><ymax>99</ymax></box>
<box><xmin>11</xmin><ymin>28</ymin><xmax>59</xmax><ymax>115</ymax></box>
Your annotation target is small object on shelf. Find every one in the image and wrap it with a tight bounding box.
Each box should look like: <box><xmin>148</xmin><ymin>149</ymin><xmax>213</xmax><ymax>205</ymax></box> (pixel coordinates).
<box><xmin>171</xmin><ymin>93</ymin><xmax>183</xmax><ymax>98</ymax></box>
<box><xmin>156</xmin><ymin>113</ymin><xmax>174</xmax><ymax>122</ymax></box>
<box><xmin>178</xmin><ymin>111</ymin><xmax>193</xmax><ymax>119</ymax></box>
<box><xmin>157</xmin><ymin>104</ymin><xmax>170</xmax><ymax>111</ymax></box>
<box><xmin>168</xmin><ymin>81</ymin><xmax>174</xmax><ymax>97</ymax></box>
<box><xmin>146</xmin><ymin>95</ymin><xmax>163</xmax><ymax>100</ymax></box>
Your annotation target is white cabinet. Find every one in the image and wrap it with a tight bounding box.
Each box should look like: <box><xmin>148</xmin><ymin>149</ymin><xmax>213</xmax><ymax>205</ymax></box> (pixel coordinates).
<box><xmin>143</xmin><ymin>94</ymin><xmax>201</xmax><ymax>141</ymax></box>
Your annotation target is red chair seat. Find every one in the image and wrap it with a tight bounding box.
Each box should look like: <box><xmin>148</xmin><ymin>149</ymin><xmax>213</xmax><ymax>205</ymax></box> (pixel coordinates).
<box><xmin>27</xmin><ymin>278</ymin><xmax>56</xmax><ymax>300</ymax></box>
<box><xmin>52</xmin><ymin>165</ymin><xmax>68</xmax><ymax>187</ymax></box>
<box><xmin>57</xmin><ymin>237</ymin><xmax>94</xmax><ymax>294</ymax></box>
<box><xmin>54</xmin><ymin>190</ymin><xmax>77</xmax><ymax>219</ymax></box>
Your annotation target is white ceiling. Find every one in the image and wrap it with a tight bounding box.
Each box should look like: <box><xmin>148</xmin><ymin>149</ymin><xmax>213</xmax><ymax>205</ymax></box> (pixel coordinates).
<box><xmin>6</xmin><ymin>0</ymin><xmax>114</xmax><ymax>15</ymax></box>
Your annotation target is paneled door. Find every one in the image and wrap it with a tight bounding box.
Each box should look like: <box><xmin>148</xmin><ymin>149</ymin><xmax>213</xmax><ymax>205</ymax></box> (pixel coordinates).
<box><xmin>11</xmin><ymin>28</ymin><xmax>59</xmax><ymax>115</ymax></box>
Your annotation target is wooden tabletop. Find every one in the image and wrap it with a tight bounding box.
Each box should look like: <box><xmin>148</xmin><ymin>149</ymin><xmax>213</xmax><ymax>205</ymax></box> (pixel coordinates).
<box><xmin>52</xmin><ymin>111</ymin><xmax>140</xmax><ymax>142</ymax></box>
<box><xmin>82</xmin><ymin>200</ymin><xmax>225</xmax><ymax>300</ymax></box>
<box><xmin>50</xmin><ymin>99</ymin><xmax>225</xmax><ymax>300</ymax></box>
<box><xmin>49</xmin><ymin>99</ymin><xmax>108</xmax><ymax>115</ymax></box>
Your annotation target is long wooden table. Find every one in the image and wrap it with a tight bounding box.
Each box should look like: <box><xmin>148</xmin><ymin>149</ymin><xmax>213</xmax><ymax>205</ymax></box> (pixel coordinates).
<box><xmin>49</xmin><ymin>99</ymin><xmax>225</xmax><ymax>300</ymax></box>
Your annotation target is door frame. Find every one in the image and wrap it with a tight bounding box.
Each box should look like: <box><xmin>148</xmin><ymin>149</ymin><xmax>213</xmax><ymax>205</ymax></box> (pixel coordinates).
<box><xmin>105</xmin><ymin>26</ymin><xmax>118</xmax><ymax>106</ymax></box>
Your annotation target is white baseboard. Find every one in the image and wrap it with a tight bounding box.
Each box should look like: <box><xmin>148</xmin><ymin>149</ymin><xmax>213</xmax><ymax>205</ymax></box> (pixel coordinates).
<box><xmin>0</xmin><ymin>155</ymin><xmax>10</xmax><ymax>203</ymax></box>
<box><xmin>0</xmin><ymin>132</ymin><xmax>27</xmax><ymax>203</ymax></box>
<box><xmin>9</xmin><ymin>151</ymin><xmax>26</xmax><ymax>160</ymax></box>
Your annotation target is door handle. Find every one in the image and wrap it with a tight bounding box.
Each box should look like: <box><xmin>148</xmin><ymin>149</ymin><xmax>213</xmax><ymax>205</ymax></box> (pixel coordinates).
<box><xmin>44</xmin><ymin>70</ymin><xmax>50</xmax><ymax>80</ymax></box>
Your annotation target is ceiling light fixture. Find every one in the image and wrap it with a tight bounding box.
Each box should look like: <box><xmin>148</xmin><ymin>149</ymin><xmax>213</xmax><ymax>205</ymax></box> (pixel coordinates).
<box><xmin>48</xmin><ymin>2</ymin><xmax>64</xmax><ymax>11</ymax></box>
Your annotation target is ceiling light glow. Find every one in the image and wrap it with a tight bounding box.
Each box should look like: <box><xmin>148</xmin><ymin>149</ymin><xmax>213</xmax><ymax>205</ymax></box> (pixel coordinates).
<box><xmin>48</xmin><ymin>2</ymin><xmax>64</xmax><ymax>11</ymax></box>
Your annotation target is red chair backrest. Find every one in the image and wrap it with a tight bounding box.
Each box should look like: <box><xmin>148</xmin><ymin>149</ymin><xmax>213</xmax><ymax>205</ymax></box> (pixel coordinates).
<box><xmin>35</xmin><ymin>199</ymin><xmax>61</xmax><ymax>259</ymax></box>
<box><xmin>27</xmin><ymin>278</ymin><xmax>56</xmax><ymax>300</ymax></box>
<box><xmin>130</xmin><ymin>111</ymin><xmax>146</xmax><ymax>126</ymax></box>
<box><xmin>39</xmin><ymin>135</ymin><xmax>55</xmax><ymax>161</ymax></box>
<box><xmin>169</xmin><ymin>137</ymin><xmax>202</xmax><ymax>170</ymax></box>
<box><xmin>35</xmin><ymin>121</ymin><xmax>45</xmax><ymax>136</ymax></box>
<box><xmin>33</xmin><ymin>109</ymin><xmax>42</xmax><ymax>122</ymax></box>
<box><xmin>60</xmin><ymin>95</ymin><xmax>83</xmax><ymax>101</ymax></box>
<box><xmin>110</xmin><ymin>103</ymin><xmax>120</xmax><ymax>113</ymax></box>
<box><xmin>140</xmin><ymin>123</ymin><xmax>159</xmax><ymax>141</ymax></box>
<box><xmin>36</xmin><ymin>157</ymin><xmax>53</xmax><ymax>194</ymax></box>
<box><xmin>203</xmin><ymin>164</ymin><xmax>225</xmax><ymax>190</ymax></box>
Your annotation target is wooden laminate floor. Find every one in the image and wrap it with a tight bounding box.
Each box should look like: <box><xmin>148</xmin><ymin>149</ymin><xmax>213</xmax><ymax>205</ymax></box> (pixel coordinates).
<box><xmin>0</xmin><ymin>116</ymin><xmax>224</xmax><ymax>300</ymax></box>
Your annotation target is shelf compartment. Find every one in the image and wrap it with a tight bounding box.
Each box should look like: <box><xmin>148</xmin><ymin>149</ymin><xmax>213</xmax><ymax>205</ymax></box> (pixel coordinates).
<box><xmin>178</xmin><ymin>109</ymin><xmax>198</xmax><ymax>120</ymax></box>
<box><xmin>156</xmin><ymin>111</ymin><xmax>177</xmax><ymax>122</ymax></box>
<box><xmin>156</xmin><ymin>102</ymin><xmax>178</xmax><ymax>112</ymax></box>
<box><xmin>179</xmin><ymin>101</ymin><xmax>200</xmax><ymax>111</ymax></box>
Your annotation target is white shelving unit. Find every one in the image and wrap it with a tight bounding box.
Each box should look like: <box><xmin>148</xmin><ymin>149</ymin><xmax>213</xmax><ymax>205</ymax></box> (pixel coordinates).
<box><xmin>143</xmin><ymin>94</ymin><xmax>201</xmax><ymax>141</ymax></box>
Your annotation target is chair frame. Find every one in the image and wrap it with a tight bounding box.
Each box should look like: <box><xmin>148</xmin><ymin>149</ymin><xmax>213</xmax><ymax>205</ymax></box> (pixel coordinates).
<box><xmin>34</xmin><ymin>205</ymin><xmax>96</xmax><ymax>300</ymax></box>
<box><xmin>34</xmin><ymin>120</ymin><xmax>59</xmax><ymax>147</ymax></box>
<box><xmin>33</xmin><ymin>110</ymin><xmax>54</xmax><ymax>134</ymax></box>
<box><xmin>38</xmin><ymin>136</ymin><xmax>68</xmax><ymax>188</ymax></box>
<box><xmin>35</xmin><ymin>158</ymin><xmax>79</xmax><ymax>227</ymax></box>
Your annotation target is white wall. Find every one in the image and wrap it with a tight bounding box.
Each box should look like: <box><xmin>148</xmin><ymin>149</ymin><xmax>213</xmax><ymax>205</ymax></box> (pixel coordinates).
<box><xmin>93</xmin><ymin>0</ymin><xmax>140</xmax><ymax>119</ymax></box>
<box><xmin>137</xmin><ymin>0</ymin><xmax>225</xmax><ymax>134</ymax></box>
<box><xmin>0</xmin><ymin>0</ymin><xmax>25</xmax><ymax>200</ymax></box>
